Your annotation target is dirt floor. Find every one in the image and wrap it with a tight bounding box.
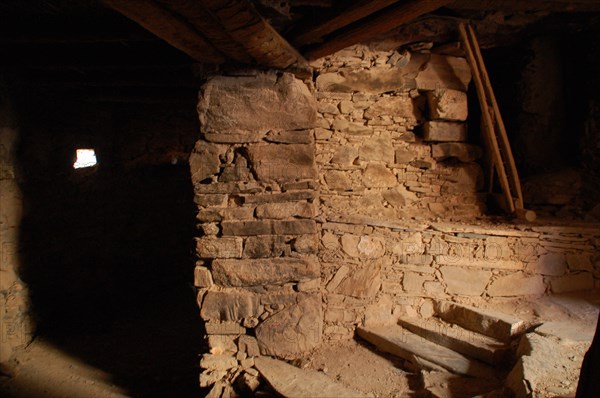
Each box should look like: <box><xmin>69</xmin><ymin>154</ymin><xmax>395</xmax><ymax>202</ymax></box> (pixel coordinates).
<box><xmin>1</xmin><ymin>292</ymin><xmax>598</xmax><ymax>398</ymax></box>
<box><xmin>0</xmin><ymin>287</ymin><xmax>205</xmax><ymax>398</ymax></box>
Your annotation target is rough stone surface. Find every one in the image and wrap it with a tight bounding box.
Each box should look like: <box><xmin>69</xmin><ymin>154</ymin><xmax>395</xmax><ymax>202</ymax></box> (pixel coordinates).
<box><xmin>550</xmin><ymin>273</ymin><xmax>594</xmax><ymax>293</ymax></box>
<box><xmin>362</xmin><ymin>163</ymin><xmax>397</xmax><ymax>188</ymax></box>
<box><xmin>200</xmin><ymin>291</ymin><xmax>260</xmax><ymax>322</ymax></box>
<box><xmin>364</xmin><ymin>96</ymin><xmax>419</xmax><ymax>122</ymax></box>
<box><xmin>423</xmin><ymin>121</ymin><xmax>467</xmax><ymax>142</ymax></box>
<box><xmin>487</xmin><ymin>273</ymin><xmax>546</xmax><ymax>297</ymax></box>
<box><xmin>427</xmin><ymin>89</ymin><xmax>468</xmax><ymax>121</ymax></box>
<box><xmin>533</xmin><ymin>252</ymin><xmax>567</xmax><ymax>276</ymax></box>
<box><xmin>189</xmin><ymin>142</ymin><xmax>226</xmax><ymax>183</ymax></box>
<box><xmin>196</xmin><ymin>237</ymin><xmax>243</xmax><ymax>259</ymax></box>
<box><xmin>221</xmin><ymin>220</ymin><xmax>317</xmax><ymax>236</ymax></box>
<box><xmin>358</xmin><ymin>136</ymin><xmax>395</xmax><ymax>164</ymax></box>
<box><xmin>211</xmin><ymin>257</ymin><xmax>320</xmax><ymax>287</ymax></box>
<box><xmin>199</xmin><ymin>72</ymin><xmax>317</xmax><ymax>133</ymax></box>
<box><xmin>200</xmin><ymin>354</ymin><xmax>238</xmax><ymax>371</ymax></box>
<box><xmin>254</xmin><ymin>356</ymin><xmax>369</xmax><ymax>398</ymax></box>
<box><xmin>324</xmin><ymin>170</ymin><xmax>352</xmax><ymax>191</ymax></box>
<box><xmin>247</xmin><ymin>143</ymin><xmax>317</xmax><ymax>183</ymax></box>
<box><xmin>255</xmin><ymin>294</ymin><xmax>323</xmax><ymax>359</ymax></box>
<box><xmin>255</xmin><ymin>202</ymin><xmax>315</xmax><ymax>219</ymax></box>
<box><xmin>337</xmin><ymin>264</ymin><xmax>381</xmax><ymax>298</ymax></box>
<box><xmin>415</xmin><ymin>54</ymin><xmax>471</xmax><ymax>91</ymax></box>
<box><xmin>440</xmin><ymin>266</ymin><xmax>491</xmax><ymax>296</ymax></box>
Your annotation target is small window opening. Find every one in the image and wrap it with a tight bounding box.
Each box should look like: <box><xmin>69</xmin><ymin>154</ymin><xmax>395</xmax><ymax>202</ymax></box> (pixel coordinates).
<box><xmin>73</xmin><ymin>149</ymin><xmax>98</xmax><ymax>169</ymax></box>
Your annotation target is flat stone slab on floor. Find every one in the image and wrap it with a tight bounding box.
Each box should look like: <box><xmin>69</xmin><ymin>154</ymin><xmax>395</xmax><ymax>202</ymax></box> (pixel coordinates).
<box><xmin>357</xmin><ymin>325</ymin><xmax>495</xmax><ymax>378</ymax></box>
<box><xmin>436</xmin><ymin>301</ymin><xmax>531</xmax><ymax>342</ymax></box>
<box><xmin>254</xmin><ymin>356</ymin><xmax>371</xmax><ymax>398</ymax></box>
<box><xmin>535</xmin><ymin>321</ymin><xmax>596</xmax><ymax>342</ymax></box>
<box><xmin>398</xmin><ymin>317</ymin><xmax>509</xmax><ymax>366</ymax></box>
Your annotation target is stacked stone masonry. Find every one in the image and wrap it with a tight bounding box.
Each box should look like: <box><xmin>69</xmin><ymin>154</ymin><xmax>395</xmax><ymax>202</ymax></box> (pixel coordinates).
<box><xmin>192</xmin><ymin>71</ymin><xmax>322</xmax><ymax>391</ymax></box>
<box><xmin>312</xmin><ymin>45</ymin><xmax>484</xmax><ymax>222</ymax></box>
<box><xmin>191</xmin><ymin>46</ymin><xmax>600</xmax><ymax>392</ymax></box>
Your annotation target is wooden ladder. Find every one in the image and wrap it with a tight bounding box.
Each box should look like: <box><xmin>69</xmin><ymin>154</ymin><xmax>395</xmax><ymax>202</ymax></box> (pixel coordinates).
<box><xmin>458</xmin><ymin>23</ymin><xmax>535</xmax><ymax>222</ymax></box>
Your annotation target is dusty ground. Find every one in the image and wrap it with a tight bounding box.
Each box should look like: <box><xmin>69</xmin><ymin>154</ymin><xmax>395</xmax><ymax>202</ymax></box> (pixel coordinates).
<box><xmin>0</xmin><ymin>287</ymin><xmax>205</xmax><ymax>398</ymax></box>
<box><xmin>1</xmin><ymin>292</ymin><xmax>597</xmax><ymax>398</ymax></box>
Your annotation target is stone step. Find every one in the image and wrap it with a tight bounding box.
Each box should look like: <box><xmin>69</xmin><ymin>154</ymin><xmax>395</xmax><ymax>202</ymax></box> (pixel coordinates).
<box><xmin>398</xmin><ymin>317</ymin><xmax>510</xmax><ymax>366</ymax></box>
<box><xmin>254</xmin><ymin>356</ymin><xmax>370</xmax><ymax>398</ymax></box>
<box><xmin>357</xmin><ymin>325</ymin><xmax>497</xmax><ymax>379</ymax></box>
<box><xmin>436</xmin><ymin>301</ymin><xmax>531</xmax><ymax>342</ymax></box>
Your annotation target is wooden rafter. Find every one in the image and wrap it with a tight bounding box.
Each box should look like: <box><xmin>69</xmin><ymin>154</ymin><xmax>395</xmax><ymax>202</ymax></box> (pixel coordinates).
<box><xmin>200</xmin><ymin>0</ymin><xmax>309</xmax><ymax>70</ymax></box>
<box><xmin>292</xmin><ymin>0</ymin><xmax>401</xmax><ymax>47</ymax></box>
<box><xmin>102</xmin><ymin>0</ymin><xmax>226</xmax><ymax>63</ymax></box>
<box><xmin>154</xmin><ymin>0</ymin><xmax>252</xmax><ymax>64</ymax></box>
<box><xmin>303</xmin><ymin>0</ymin><xmax>453</xmax><ymax>60</ymax></box>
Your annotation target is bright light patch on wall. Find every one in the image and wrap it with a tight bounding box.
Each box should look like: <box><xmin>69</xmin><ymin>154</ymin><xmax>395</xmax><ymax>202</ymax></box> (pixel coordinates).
<box><xmin>73</xmin><ymin>149</ymin><xmax>97</xmax><ymax>169</ymax></box>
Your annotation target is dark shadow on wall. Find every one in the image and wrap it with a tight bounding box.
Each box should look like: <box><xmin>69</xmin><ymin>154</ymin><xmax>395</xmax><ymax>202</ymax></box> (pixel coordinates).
<box><xmin>11</xmin><ymin>83</ymin><xmax>205</xmax><ymax>397</ymax></box>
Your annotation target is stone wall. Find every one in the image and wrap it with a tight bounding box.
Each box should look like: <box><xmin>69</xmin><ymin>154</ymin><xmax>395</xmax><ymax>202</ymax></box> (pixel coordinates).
<box><xmin>192</xmin><ymin>47</ymin><xmax>600</xmax><ymax>392</ymax></box>
<box><xmin>310</xmin><ymin>45</ymin><xmax>599</xmax><ymax>341</ymax></box>
<box><xmin>192</xmin><ymin>71</ymin><xmax>322</xmax><ymax>389</ymax></box>
<box><xmin>0</xmin><ymin>84</ymin><xmax>33</xmax><ymax>364</ymax></box>
<box><xmin>312</xmin><ymin>45</ymin><xmax>484</xmax><ymax>222</ymax></box>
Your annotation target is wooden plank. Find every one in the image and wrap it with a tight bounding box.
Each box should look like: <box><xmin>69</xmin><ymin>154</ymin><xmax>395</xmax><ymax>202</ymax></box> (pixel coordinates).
<box><xmin>201</xmin><ymin>0</ymin><xmax>308</xmax><ymax>70</ymax></box>
<box><xmin>155</xmin><ymin>0</ymin><xmax>252</xmax><ymax>63</ymax></box>
<box><xmin>467</xmin><ymin>24</ymin><xmax>524</xmax><ymax>208</ymax></box>
<box><xmin>102</xmin><ymin>0</ymin><xmax>226</xmax><ymax>63</ymax></box>
<box><xmin>304</xmin><ymin>0</ymin><xmax>453</xmax><ymax>60</ymax></box>
<box><xmin>459</xmin><ymin>22</ymin><xmax>515</xmax><ymax>213</ymax></box>
<box><xmin>292</xmin><ymin>0</ymin><xmax>400</xmax><ymax>47</ymax></box>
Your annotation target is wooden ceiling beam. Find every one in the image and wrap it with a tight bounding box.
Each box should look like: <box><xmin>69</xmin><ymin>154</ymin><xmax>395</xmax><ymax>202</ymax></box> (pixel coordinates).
<box><xmin>304</xmin><ymin>0</ymin><xmax>454</xmax><ymax>60</ymax></box>
<box><xmin>201</xmin><ymin>0</ymin><xmax>309</xmax><ymax>70</ymax></box>
<box><xmin>102</xmin><ymin>0</ymin><xmax>226</xmax><ymax>63</ymax></box>
<box><xmin>154</xmin><ymin>0</ymin><xmax>252</xmax><ymax>63</ymax></box>
<box><xmin>292</xmin><ymin>0</ymin><xmax>401</xmax><ymax>47</ymax></box>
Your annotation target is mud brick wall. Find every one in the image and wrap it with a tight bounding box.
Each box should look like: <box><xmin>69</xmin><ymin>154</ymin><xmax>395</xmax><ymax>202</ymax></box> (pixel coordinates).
<box><xmin>192</xmin><ymin>71</ymin><xmax>322</xmax><ymax>387</ymax></box>
<box><xmin>312</xmin><ymin>45</ymin><xmax>485</xmax><ymax>223</ymax></box>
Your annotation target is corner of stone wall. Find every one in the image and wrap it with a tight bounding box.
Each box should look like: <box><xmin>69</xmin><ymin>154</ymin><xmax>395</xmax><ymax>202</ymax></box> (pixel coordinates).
<box><xmin>191</xmin><ymin>70</ymin><xmax>321</xmax><ymax>392</ymax></box>
<box><xmin>0</xmin><ymin>90</ymin><xmax>34</xmax><ymax>365</ymax></box>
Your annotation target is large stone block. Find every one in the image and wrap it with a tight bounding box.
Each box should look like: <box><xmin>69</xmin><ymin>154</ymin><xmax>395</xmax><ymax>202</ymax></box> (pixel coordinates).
<box><xmin>265</xmin><ymin>129</ymin><xmax>313</xmax><ymax>144</ymax></box>
<box><xmin>222</xmin><ymin>220</ymin><xmax>317</xmax><ymax>236</ymax></box>
<box><xmin>362</xmin><ymin>163</ymin><xmax>397</xmax><ymax>188</ymax></box>
<box><xmin>255</xmin><ymin>294</ymin><xmax>322</xmax><ymax>359</ymax></box>
<box><xmin>189</xmin><ymin>142</ymin><xmax>226</xmax><ymax>183</ymax></box>
<box><xmin>487</xmin><ymin>273</ymin><xmax>546</xmax><ymax>297</ymax></box>
<box><xmin>243</xmin><ymin>191</ymin><xmax>315</xmax><ymax>204</ymax></box>
<box><xmin>243</xmin><ymin>236</ymin><xmax>289</xmax><ymax>258</ymax></box>
<box><xmin>364</xmin><ymin>96</ymin><xmax>419</xmax><ymax>122</ymax></box>
<box><xmin>440</xmin><ymin>266</ymin><xmax>491</xmax><ymax>296</ymax></box>
<box><xmin>423</xmin><ymin>121</ymin><xmax>467</xmax><ymax>142</ymax></box>
<box><xmin>255</xmin><ymin>202</ymin><xmax>316</xmax><ymax>219</ymax></box>
<box><xmin>196</xmin><ymin>237</ymin><xmax>243</xmax><ymax>259</ymax></box>
<box><xmin>199</xmin><ymin>72</ymin><xmax>317</xmax><ymax>133</ymax></box>
<box><xmin>194</xmin><ymin>194</ymin><xmax>228</xmax><ymax>208</ymax></box>
<box><xmin>532</xmin><ymin>252</ymin><xmax>567</xmax><ymax>276</ymax></box>
<box><xmin>341</xmin><ymin>235</ymin><xmax>385</xmax><ymax>258</ymax></box>
<box><xmin>200</xmin><ymin>291</ymin><xmax>260</xmax><ymax>322</ymax></box>
<box><xmin>336</xmin><ymin>264</ymin><xmax>381</xmax><ymax>298</ymax></box>
<box><xmin>358</xmin><ymin>136</ymin><xmax>395</xmax><ymax>164</ymax></box>
<box><xmin>324</xmin><ymin>170</ymin><xmax>352</xmax><ymax>191</ymax></box>
<box><xmin>427</xmin><ymin>89</ymin><xmax>468</xmax><ymax>121</ymax></box>
<box><xmin>247</xmin><ymin>143</ymin><xmax>317</xmax><ymax>183</ymax></box>
<box><xmin>416</xmin><ymin>54</ymin><xmax>471</xmax><ymax>92</ymax></box>
<box><xmin>211</xmin><ymin>257</ymin><xmax>320</xmax><ymax>287</ymax></box>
